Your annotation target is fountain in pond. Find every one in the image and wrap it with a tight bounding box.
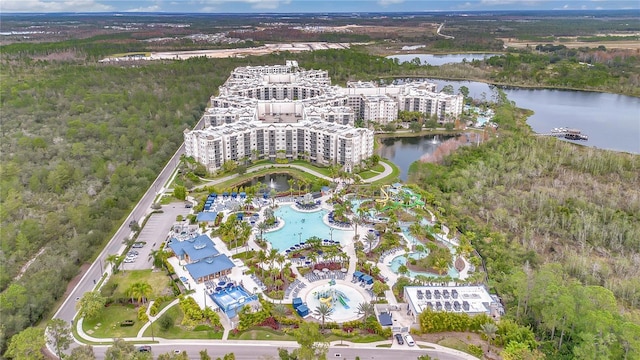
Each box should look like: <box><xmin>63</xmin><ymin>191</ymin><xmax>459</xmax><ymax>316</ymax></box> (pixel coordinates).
<box><xmin>431</xmin><ymin>135</ymin><xmax>440</xmax><ymax>144</ymax></box>
<box><xmin>270</xmin><ymin>178</ymin><xmax>275</xmax><ymax>189</ymax></box>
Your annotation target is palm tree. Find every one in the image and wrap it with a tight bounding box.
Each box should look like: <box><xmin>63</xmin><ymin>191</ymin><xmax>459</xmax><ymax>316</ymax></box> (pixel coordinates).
<box><xmin>352</xmin><ymin>215</ymin><xmax>363</xmax><ymax>238</ymax></box>
<box><xmin>397</xmin><ymin>265</ymin><xmax>410</xmax><ymax>277</ymax></box>
<box><xmin>306</xmin><ymin>252</ymin><xmax>317</xmax><ymax>267</ymax></box>
<box><xmin>268</xmin><ymin>248</ymin><xmax>279</xmax><ymax>272</ymax></box>
<box><xmin>256</xmin><ymin>250</ymin><xmax>267</xmax><ymax>277</ymax></box>
<box><xmin>276</xmin><ymin>253</ymin><xmax>286</xmax><ymax>272</ymax></box>
<box><xmin>106</xmin><ymin>254</ymin><xmax>121</xmax><ymax>274</ymax></box>
<box><xmin>365</xmin><ymin>233</ymin><xmax>377</xmax><ymax>253</ymax></box>
<box><xmin>148</xmin><ymin>249</ymin><xmax>168</xmax><ymax>269</ymax></box>
<box><xmin>272</xmin><ymin>304</ymin><xmax>288</xmax><ymax>320</ymax></box>
<box><xmin>356</xmin><ymin>302</ymin><xmax>375</xmax><ymax>321</ymax></box>
<box><xmin>127</xmin><ymin>282</ymin><xmax>152</xmax><ymax>304</ymax></box>
<box><xmin>287</xmin><ymin>178</ymin><xmax>295</xmax><ymax>198</ymax></box>
<box><xmin>313</xmin><ymin>304</ymin><xmax>334</xmax><ymax>329</ymax></box>
<box><xmin>433</xmin><ymin>257</ymin><xmax>451</xmax><ymax>275</ymax></box>
<box><xmin>481</xmin><ymin>322</ymin><xmax>498</xmax><ymax>353</ymax></box>
<box><xmin>257</xmin><ymin>222</ymin><xmax>268</xmax><ymax>242</ymax></box>
<box><xmin>409</xmin><ymin>223</ymin><xmax>425</xmax><ymax>242</ymax></box>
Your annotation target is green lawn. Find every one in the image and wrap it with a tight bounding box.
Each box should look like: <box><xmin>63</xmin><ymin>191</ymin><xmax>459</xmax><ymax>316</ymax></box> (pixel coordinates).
<box><xmin>438</xmin><ymin>337</ymin><xmax>483</xmax><ymax>357</ymax></box>
<box><xmin>82</xmin><ymin>304</ymin><xmax>143</xmax><ymax>338</ymax></box>
<box><xmin>326</xmin><ymin>333</ymin><xmax>388</xmax><ymax>343</ymax></box>
<box><xmin>358</xmin><ymin>170</ymin><xmax>378</xmax><ymax>180</ymax></box>
<box><xmin>232</xmin><ymin>250</ymin><xmax>256</xmax><ymax>260</ymax></box>
<box><xmin>103</xmin><ymin>270</ymin><xmax>172</xmax><ymax>300</ymax></box>
<box><xmin>230</xmin><ymin>328</ymin><xmax>295</xmax><ymax>341</ymax></box>
<box><xmin>143</xmin><ymin>305</ymin><xmax>223</xmax><ymax>339</ymax></box>
<box><xmin>369</xmin><ymin>160</ymin><xmax>400</xmax><ymax>185</ymax></box>
<box><xmin>290</xmin><ymin>160</ymin><xmax>332</xmax><ymax>176</ymax></box>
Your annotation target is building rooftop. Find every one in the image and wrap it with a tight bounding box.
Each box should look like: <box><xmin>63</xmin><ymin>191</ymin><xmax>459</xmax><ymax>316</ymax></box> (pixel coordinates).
<box><xmin>185</xmin><ymin>254</ymin><xmax>235</xmax><ymax>280</ymax></box>
<box><xmin>405</xmin><ymin>285</ymin><xmax>500</xmax><ymax>316</ymax></box>
<box><xmin>168</xmin><ymin>234</ymin><xmax>220</xmax><ymax>262</ymax></box>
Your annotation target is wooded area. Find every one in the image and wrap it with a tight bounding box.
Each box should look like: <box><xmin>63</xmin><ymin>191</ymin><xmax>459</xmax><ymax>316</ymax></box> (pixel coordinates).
<box><xmin>408</xmin><ymin>97</ymin><xmax>640</xmax><ymax>359</ymax></box>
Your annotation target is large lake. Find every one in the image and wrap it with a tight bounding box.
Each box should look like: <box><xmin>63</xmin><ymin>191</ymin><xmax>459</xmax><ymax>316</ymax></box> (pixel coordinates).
<box><xmin>389</xmin><ymin>53</ymin><xmax>501</xmax><ymax>66</ymax></box>
<box><xmin>379</xmin><ymin>79</ymin><xmax>639</xmax><ymax>180</ymax></box>
<box><xmin>424</xmin><ymin>79</ymin><xmax>639</xmax><ymax>154</ymax></box>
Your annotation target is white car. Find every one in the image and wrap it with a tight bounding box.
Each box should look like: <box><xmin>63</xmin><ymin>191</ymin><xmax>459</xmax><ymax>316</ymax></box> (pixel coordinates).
<box><xmin>405</xmin><ymin>334</ymin><xmax>416</xmax><ymax>347</ymax></box>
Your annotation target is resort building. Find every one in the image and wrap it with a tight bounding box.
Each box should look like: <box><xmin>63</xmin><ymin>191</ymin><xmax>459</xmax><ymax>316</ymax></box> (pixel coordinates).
<box><xmin>167</xmin><ymin>234</ymin><xmax>234</xmax><ymax>284</ymax></box>
<box><xmin>404</xmin><ymin>285</ymin><xmax>503</xmax><ymax>322</ymax></box>
<box><xmin>184</xmin><ymin>61</ymin><xmax>462</xmax><ymax>172</ymax></box>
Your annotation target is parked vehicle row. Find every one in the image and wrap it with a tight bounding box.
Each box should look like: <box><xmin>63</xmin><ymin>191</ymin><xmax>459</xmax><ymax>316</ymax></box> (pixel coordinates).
<box><xmin>394</xmin><ymin>333</ymin><xmax>415</xmax><ymax>347</ymax></box>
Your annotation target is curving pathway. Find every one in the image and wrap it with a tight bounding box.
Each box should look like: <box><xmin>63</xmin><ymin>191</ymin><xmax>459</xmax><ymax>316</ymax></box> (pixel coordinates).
<box><xmin>191</xmin><ymin>160</ymin><xmax>394</xmax><ymax>192</ymax></box>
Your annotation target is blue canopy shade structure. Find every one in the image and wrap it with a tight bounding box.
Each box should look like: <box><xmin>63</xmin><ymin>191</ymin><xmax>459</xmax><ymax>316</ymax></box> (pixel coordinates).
<box><xmin>196</xmin><ymin>212</ymin><xmax>218</xmax><ymax>222</ymax></box>
<box><xmin>292</xmin><ymin>297</ymin><xmax>303</xmax><ymax>308</ymax></box>
<box><xmin>378</xmin><ymin>312</ymin><xmax>393</xmax><ymax>326</ymax></box>
<box><xmin>353</xmin><ymin>271</ymin><xmax>363</xmax><ymax>279</ymax></box>
<box><xmin>362</xmin><ymin>275</ymin><xmax>374</xmax><ymax>284</ymax></box>
<box><xmin>263</xmin><ymin>193</ymin><xmax>268</xmax><ymax>199</ymax></box>
<box><xmin>223</xmin><ymin>192</ymin><xmax>229</xmax><ymax>197</ymax></box>
<box><xmin>231</xmin><ymin>192</ymin><xmax>237</xmax><ymax>198</ymax></box>
<box><xmin>240</xmin><ymin>192</ymin><xmax>246</xmax><ymax>198</ymax></box>
<box><xmin>296</xmin><ymin>304</ymin><xmax>309</xmax><ymax>317</ymax></box>
<box><xmin>236</xmin><ymin>213</ymin><xmax>244</xmax><ymax>220</ymax></box>
<box><xmin>210</xmin><ymin>193</ymin><xmax>218</xmax><ymax>197</ymax></box>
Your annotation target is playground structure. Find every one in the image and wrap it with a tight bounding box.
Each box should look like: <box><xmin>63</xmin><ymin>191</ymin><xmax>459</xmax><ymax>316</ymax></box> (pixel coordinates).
<box><xmin>313</xmin><ymin>280</ymin><xmax>351</xmax><ymax>309</ymax></box>
<box><xmin>375</xmin><ymin>184</ymin><xmax>425</xmax><ymax>211</ymax></box>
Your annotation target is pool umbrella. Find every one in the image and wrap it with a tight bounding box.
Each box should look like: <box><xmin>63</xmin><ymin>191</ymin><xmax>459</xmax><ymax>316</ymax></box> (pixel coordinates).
<box><xmin>322</xmin><ymin>268</ymin><xmax>329</xmax><ymax>273</ymax></box>
<box><xmin>341</xmin><ymin>268</ymin><xmax>347</xmax><ymax>273</ymax></box>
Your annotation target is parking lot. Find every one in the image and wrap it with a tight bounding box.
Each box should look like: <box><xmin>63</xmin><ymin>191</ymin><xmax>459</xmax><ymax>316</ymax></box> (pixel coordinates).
<box><xmin>121</xmin><ymin>202</ymin><xmax>191</xmax><ymax>271</ymax></box>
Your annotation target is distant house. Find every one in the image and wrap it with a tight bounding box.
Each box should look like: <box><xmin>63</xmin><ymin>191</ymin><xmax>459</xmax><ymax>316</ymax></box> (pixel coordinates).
<box><xmin>168</xmin><ymin>234</ymin><xmax>234</xmax><ymax>283</ymax></box>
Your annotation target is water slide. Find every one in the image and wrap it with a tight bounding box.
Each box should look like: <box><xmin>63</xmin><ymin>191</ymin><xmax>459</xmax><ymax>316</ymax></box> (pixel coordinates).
<box><xmin>376</xmin><ymin>185</ymin><xmax>390</xmax><ymax>205</ymax></box>
<box><xmin>338</xmin><ymin>295</ymin><xmax>349</xmax><ymax>309</ymax></box>
<box><xmin>320</xmin><ymin>297</ymin><xmax>333</xmax><ymax>307</ymax></box>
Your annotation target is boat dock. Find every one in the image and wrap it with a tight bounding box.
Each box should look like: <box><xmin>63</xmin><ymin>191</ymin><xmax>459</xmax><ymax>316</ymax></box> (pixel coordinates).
<box><xmin>537</xmin><ymin>127</ymin><xmax>589</xmax><ymax>141</ymax></box>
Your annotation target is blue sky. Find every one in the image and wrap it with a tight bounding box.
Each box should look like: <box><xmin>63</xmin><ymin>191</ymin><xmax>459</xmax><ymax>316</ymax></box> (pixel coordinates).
<box><xmin>1</xmin><ymin>0</ymin><xmax>638</xmax><ymax>13</ymax></box>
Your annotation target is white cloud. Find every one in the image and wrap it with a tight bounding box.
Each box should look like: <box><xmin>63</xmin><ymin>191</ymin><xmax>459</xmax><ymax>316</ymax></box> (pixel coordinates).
<box><xmin>126</xmin><ymin>5</ymin><xmax>161</xmax><ymax>12</ymax></box>
<box><xmin>198</xmin><ymin>0</ymin><xmax>291</xmax><ymax>12</ymax></box>
<box><xmin>480</xmin><ymin>0</ymin><xmax>550</xmax><ymax>5</ymax></box>
<box><xmin>126</xmin><ymin>0</ymin><xmax>162</xmax><ymax>12</ymax></box>
<box><xmin>378</xmin><ymin>0</ymin><xmax>404</xmax><ymax>6</ymax></box>
<box><xmin>1</xmin><ymin>0</ymin><xmax>113</xmax><ymax>12</ymax></box>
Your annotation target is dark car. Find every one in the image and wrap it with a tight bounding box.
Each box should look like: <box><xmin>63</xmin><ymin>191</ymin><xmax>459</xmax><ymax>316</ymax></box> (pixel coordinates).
<box><xmin>394</xmin><ymin>333</ymin><xmax>404</xmax><ymax>345</ymax></box>
<box><xmin>137</xmin><ymin>345</ymin><xmax>152</xmax><ymax>353</ymax></box>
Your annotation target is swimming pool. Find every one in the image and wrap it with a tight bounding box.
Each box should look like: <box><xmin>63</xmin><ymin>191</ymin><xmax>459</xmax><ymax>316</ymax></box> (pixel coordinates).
<box><xmin>391</xmin><ymin>226</ymin><xmax>460</xmax><ymax>278</ymax></box>
<box><xmin>389</xmin><ymin>252</ymin><xmax>459</xmax><ymax>278</ymax></box>
<box><xmin>210</xmin><ymin>285</ymin><xmax>258</xmax><ymax>318</ymax></box>
<box><xmin>305</xmin><ymin>283</ymin><xmax>365</xmax><ymax>323</ymax></box>
<box><xmin>263</xmin><ymin>205</ymin><xmax>349</xmax><ymax>251</ymax></box>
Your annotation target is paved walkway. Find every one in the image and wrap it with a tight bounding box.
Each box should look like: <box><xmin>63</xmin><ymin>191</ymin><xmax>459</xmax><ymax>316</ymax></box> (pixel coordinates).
<box><xmin>191</xmin><ymin>160</ymin><xmax>394</xmax><ymax>192</ymax></box>
<box><xmin>361</xmin><ymin>160</ymin><xmax>394</xmax><ymax>183</ymax></box>
<box><xmin>194</xmin><ymin>163</ymin><xmax>333</xmax><ymax>190</ymax></box>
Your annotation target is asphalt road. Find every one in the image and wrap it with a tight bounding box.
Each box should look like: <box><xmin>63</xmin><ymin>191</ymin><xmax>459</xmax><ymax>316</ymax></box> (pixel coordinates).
<box><xmin>91</xmin><ymin>343</ymin><xmax>466</xmax><ymax>360</ymax></box>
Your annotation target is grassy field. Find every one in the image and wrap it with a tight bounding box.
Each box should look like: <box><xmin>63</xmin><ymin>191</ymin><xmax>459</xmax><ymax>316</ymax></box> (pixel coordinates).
<box><xmin>438</xmin><ymin>337</ymin><xmax>484</xmax><ymax>357</ymax></box>
<box><xmin>230</xmin><ymin>328</ymin><xmax>295</xmax><ymax>341</ymax></box>
<box><xmin>143</xmin><ymin>305</ymin><xmax>224</xmax><ymax>339</ymax></box>
<box><xmin>82</xmin><ymin>304</ymin><xmax>143</xmax><ymax>338</ymax></box>
<box><xmin>104</xmin><ymin>270</ymin><xmax>172</xmax><ymax>300</ymax></box>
